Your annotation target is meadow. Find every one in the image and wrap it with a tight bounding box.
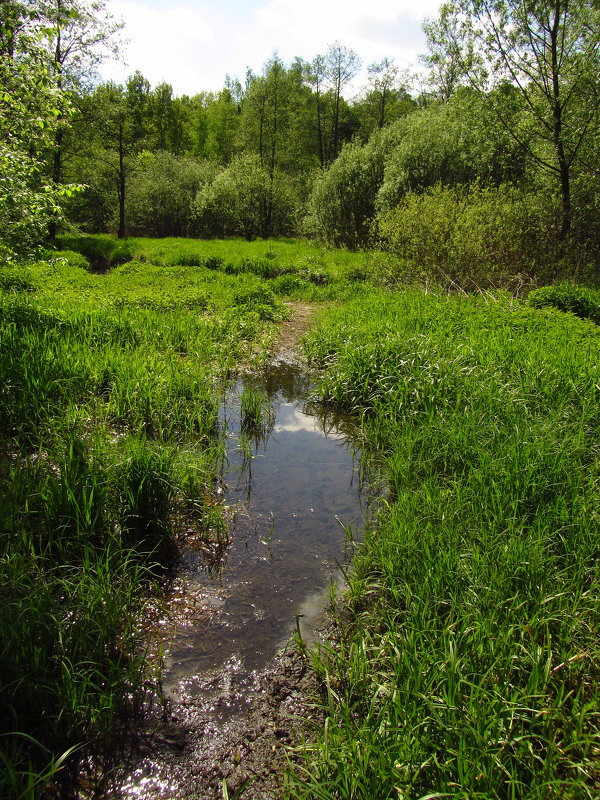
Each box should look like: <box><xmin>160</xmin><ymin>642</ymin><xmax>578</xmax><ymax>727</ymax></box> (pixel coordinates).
<box><xmin>1</xmin><ymin>236</ymin><xmax>599</xmax><ymax>799</ymax></box>
<box><xmin>0</xmin><ymin>244</ymin><xmax>290</xmax><ymax>796</ymax></box>
<box><xmin>291</xmin><ymin>291</ymin><xmax>600</xmax><ymax>799</ymax></box>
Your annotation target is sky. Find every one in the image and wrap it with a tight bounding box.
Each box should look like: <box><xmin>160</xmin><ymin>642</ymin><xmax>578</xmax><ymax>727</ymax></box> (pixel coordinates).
<box><xmin>99</xmin><ymin>0</ymin><xmax>443</xmax><ymax>97</ymax></box>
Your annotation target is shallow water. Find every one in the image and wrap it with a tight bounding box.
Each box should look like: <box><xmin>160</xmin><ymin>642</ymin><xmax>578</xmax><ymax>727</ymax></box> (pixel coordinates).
<box><xmin>163</xmin><ymin>361</ymin><xmax>365</xmax><ymax>696</ymax></box>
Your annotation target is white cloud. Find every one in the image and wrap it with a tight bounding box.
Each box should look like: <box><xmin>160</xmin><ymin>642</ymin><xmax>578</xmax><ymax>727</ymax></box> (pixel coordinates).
<box><xmin>102</xmin><ymin>2</ymin><xmax>216</xmax><ymax>94</ymax></box>
<box><xmin>99</xmin><ymin>0</ymin><xmax>441</xmax><ymax>96</ymax></box>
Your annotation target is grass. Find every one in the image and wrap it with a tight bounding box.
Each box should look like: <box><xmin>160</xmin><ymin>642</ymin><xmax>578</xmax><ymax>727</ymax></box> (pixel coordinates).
<box><xmin>287</xmin><ymin>289</ymin><xmax>600</xmax><ymax>799</ymax></box>
<box><xmin>527</xmin><ymin>282</ymin><xmax>600</xmax><ymax>325</ymax></box>
<box><xmin>55</xmin><ymin>234</ymin><xmax>399</xmax><ymax>301</ymax></box>
<box><xmin>240</xmin><ymin>385</ymin><xmax>275</xmax><ymax>435</ymax></box>
<box><xmin>3</xmin><ymin>235</ymin><xmax>599</xmax><ymax>798</ymax></box>
<box><xmin>0</xmin><ymin>247</ymin><xmax>281</xmax><ymax>796</ymax></box>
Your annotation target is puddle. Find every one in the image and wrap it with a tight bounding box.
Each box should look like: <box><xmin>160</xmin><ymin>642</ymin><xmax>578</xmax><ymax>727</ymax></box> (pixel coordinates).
<box><xmin>99</xmin><ymin>361</ymin><xmax>368</xmax><ymax>799</ymax></box>
<box><xmin>163</xmin><ymin>361</ymin><xmax>365</xmax><ymax>695</ymax></box>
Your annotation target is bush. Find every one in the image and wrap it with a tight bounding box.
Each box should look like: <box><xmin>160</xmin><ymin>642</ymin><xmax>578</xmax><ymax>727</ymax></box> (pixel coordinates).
<box><xmin>304</xmin><ymin>135</ymin><xmax>391</xmax><ymax>249</ymax></box>
<box><xmin>375</xmin><ymin>89</ymin><xmax>528</xmax><ymax>216</ymax></box>
<box><xmin>127</xmin><ymin>151</ymin><xmax>219</xmax><ymax>238</ymax></box>
<box><xmin>193</xmin><ymin>154</ymin><xmax>298</xmax><ymax>239</ymax></box>
<box><xmin>527</xmin><ymin>282</ymin><xmax>600</xmax><ymax>324</ymax></box>
<box><xmin>377</xmin><ymin>183</ymin><xmax>561</xmax><ymax>288</ymax></box>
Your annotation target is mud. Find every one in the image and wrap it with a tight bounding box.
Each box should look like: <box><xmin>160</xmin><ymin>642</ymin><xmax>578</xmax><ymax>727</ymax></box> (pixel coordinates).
<box><xmin>95</xmin><ymin>644</ymin><xmax>321</xmax><ymax>799</ymax></box>
<box><xmin>91</xmin><ymin>305</ymin><xmax>352</xmax><ymax>799</ymax></box>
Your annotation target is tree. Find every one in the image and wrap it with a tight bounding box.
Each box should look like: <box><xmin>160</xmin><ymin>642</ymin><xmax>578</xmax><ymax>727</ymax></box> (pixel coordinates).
<box><xmin>0</xmin><ymin>1</ymin><xmax>79</xmax><ymax>260</ymax></box>
<box><xmin>127</xmin><ymin>151</ymin><xmax>219</xmax><ymax>237</ymax></box>
<box><xmin>38</xmin><ymin>0</ymin><xmax>123</xmax><ymax>237</ymax></box>
<box><xmin>306</xmin><ymin>54</ymin><xmax>329</xmax><ymax>168</ymax></box>
<box><xmin>194</xmin><ymin>154</ymin><xmax>296</xmax><ymax>239</ymax></box>
<box><xmin>354</xmin><ymin>59</ymin><xmax>417</xmax><ymax>138</ymax></box>
<box><xmin>125</xmin><ymin>70</ymin><xmax>151</xmax><ymax>147</ymax></box>
<box><xmin>368</xmin><ymin>58</ymin><xmax>400</xmax><ymax>128</ymax></box>
<box><xmin>305</xmin><ymin>132</ymin><xmax>394</xmax><ymax>248</ymax></box>
<box><xmin>78</xmin><ymin>81</ymin><xmax>139</xmax><ymax>238</ymax></box>
<box><xmin>421</xmin><ymin>3</ymin><xmax>475</xmax><ymax>101</ymax></box>
<box><xmin>443</xmin><ymin>0</ymin><xmax>600</xmax><ymax>240</ymax></box>
<box><xmin>326</xmin><ymin>41</ymin><xmax>361</xmax><ymax>162</ymax></box>
<box><xmin>204</xmin><ymin>88</ymin><xmax>240</xmax><ymax>163</ymax></box>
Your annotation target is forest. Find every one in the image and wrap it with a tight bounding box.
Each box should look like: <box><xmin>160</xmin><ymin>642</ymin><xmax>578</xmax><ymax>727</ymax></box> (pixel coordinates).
<box><xmin>1</xmin><ymin>0</ymin><xmax>599</xmax><ymax>798</ymax></box>
<box><xmin>2</xmin><ymin>0</ymin><xmax>600</xmax><ymax>283</ymax></box>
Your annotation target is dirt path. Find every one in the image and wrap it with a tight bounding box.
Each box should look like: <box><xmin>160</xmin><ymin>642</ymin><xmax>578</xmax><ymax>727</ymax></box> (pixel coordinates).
<box><xmin>95</xmin><ymin>305</ymin><xmax>326</xmax><ymax>800</ymax></box>
<box><xmin>271</xmin><ymin>303</ymin><xmax>318</xmax><ymax>364</ymax></box>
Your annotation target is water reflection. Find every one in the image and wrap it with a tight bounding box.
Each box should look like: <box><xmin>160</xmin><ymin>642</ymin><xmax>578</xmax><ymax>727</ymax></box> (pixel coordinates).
<box><xmin>162</xmin><ymin>362</ymin><xmax>366</xmax><ymax>694</ymax></box>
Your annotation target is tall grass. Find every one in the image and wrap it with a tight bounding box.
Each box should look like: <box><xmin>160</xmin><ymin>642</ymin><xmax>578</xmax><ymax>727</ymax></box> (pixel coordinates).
<box><xmin>289</xmin><ymin>290</ymin><xmax>600</xmax><ymax>799</ymax></box>
<box><xmin>0</xmin><ymin>251</ymin><xmax>278</xmax><ymax>796</ymax></box>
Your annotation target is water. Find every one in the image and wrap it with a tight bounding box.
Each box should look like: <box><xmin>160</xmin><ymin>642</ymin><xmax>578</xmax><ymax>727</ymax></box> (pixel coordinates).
<box><xmin>162</xmin><ymin>361</ymin><xmax>365</xmax><ymax>694</ymax></box>
<box><xmin>98</xmin><ymin>361</ymin><xmax>368</xmax><ymax>798</ymax></box>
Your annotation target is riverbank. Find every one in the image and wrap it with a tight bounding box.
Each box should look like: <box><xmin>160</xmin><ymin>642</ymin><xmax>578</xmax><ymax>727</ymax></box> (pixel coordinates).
<box><xmin>289</xmin><ymin>290</ymin><xmax>600</xmax><ymax>799</ymax></box>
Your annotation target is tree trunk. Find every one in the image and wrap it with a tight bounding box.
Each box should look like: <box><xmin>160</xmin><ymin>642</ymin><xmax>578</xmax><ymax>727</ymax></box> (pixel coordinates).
<box><xmin>118</xmin><ymin>122</ymin><xmax>126</xmax><ymax>239</ymax></box>
<box><xmin>48</xmin><ymin>6</ymin><xmax>63</xmax><ymax>241</ymax></box>
<box><xmin>551</xmin><ymin>1</ymin><xmax>571</xmax><ymax>240</ymax></box>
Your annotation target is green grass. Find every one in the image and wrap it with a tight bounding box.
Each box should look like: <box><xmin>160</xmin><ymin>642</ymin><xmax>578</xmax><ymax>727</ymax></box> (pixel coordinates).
<box><xmin>527</xmin><ymin>282</ymin><xmax>600</xmax><ymax>325</ymax></box>
<box><xmin>288</xmin><ymin>290</ymin><xmax>600</xmax><ymax>799</ymax></box>
<box><xmin>4</xmin><ymin>236</ymin><xmax>599</xmax><ymax>799</ymax></box>
<box><xmin>0</xmin><ymin>248</ymin><xmax>280</xmax><ymax>796</ymax></box>
<box><xmin>240</xmin><ymin>385</ymin><xmax>275</xmax><ymax>435</ymax></box>
<box><xmin>55</xmin><ymin>234</ymin><xmax>399</xmax><ymax>301</ymax></box>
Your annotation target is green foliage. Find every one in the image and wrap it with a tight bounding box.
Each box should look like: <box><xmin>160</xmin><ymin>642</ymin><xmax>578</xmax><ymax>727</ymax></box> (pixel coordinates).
<box><xmin>377</xmin><ymin>183</ymin><xmax>561</xmax><ymax>287</ymax></box>
<box><xmin>55</xmin><ymin>235</ymin><xmax>133</xmax><ymax>269</ymax></box>
<box><xmin>127</xmin><ymin>151</ymin><xmax>219</xmax><ymax>238</ymax></box>
<box><xmin>293</xmin><ymin>290</ymin><xmax>600</xmax><ymax>799</ymax></box>
<box><xmin>239</xmin><ymin>386</ymin><xmax>274</xmax><ymax>434</ymax></box>
<box><xmin>233</xmin><ymin>284</ymin><xmax>289</xmax><ymax>321</ymax></box>
<box><xmin>113</xmin><ymin>438</ymin><xmax>177</xmax><ymax>564</ymax></box>
<box><xmin>436</xmin><ymin>0</ymin><xmax>600</xmax><ymax>240</ymax></box>
<box><xmin>304</xmin><ymin>136</ymin><xmax>389</xmax><ymax>249</ymax></box>
<box><xmin>376</xmin><ymin>89</ymin><xmax>528</xmax><ymax>215</ymax></box>
<box><xmin>193</xmin><ymin>154</ymin><xmax>298</xmax><ymax>239</ymax></box>
<box><xmin>527</xmin><ymin>282</ymin><xmax>600</xmax><ymax>324</ymax></box>
<box><xmin>0</xmin><ymin>248</ymin><xmax>283</xmax><ymax>795</ymax></box>
<box><xmin>0</xmin><ymin>50</ymin><xmax>75</xmax><ymax>259</ymax></box>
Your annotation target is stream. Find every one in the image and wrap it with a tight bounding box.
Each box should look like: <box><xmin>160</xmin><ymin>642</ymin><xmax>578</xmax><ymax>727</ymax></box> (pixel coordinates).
<box><xmin>103</xmin><ymin>359</ymin><xmax>367</xmax><ymax>799</ymax></box>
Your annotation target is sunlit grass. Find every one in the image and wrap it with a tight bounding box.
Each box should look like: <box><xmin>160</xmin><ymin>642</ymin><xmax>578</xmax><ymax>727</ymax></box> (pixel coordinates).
<box><xmin>4</xmin><ymin>239</ymin><xmax>599</xmax><ymax>799</ymax></box>
<box><xmin>55</xmin><ymin>233</ymin><xmax>397</xmax><ymax>301</ymax></box>
<box><xmin>0</xmin><ymin>249</ymin><xmax>281</xmax><ymax>796</ymax></box>
<box><xmin>289</xmin><ymin>289</ymin><xmax>600</xmax><ymax>799</ymax></box>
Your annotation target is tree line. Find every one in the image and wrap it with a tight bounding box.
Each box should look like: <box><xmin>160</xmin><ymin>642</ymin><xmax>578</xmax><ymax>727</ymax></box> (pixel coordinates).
<box><xmin>2</xmin><ymin>0</ymin><xmax>599</xmax><ymax>282</ymax></box>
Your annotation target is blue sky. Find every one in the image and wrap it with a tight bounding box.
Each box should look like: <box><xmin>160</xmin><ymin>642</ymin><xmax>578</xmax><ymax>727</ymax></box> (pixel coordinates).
<box><xmin>100</xmin><ymin>0</ymin><xmax>442</xmax><ymax>96</ymax></box>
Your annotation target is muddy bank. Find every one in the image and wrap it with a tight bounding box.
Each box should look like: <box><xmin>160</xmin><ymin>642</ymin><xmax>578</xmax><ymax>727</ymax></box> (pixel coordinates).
<box><xmin>96</xmin><ymin>645</ymin><xmax>320</xmax><ymax>799</ymax></box>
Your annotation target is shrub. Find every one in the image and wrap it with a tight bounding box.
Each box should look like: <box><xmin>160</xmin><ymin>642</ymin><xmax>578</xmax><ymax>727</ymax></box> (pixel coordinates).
<box><xmin>193</xmin><ymin>154</ymin><xmax>298</xmax><ymax>239</ymax></box>
<box><xmin>527</xmin><ymin>282</ymin><xmax>600</xmax><ymax>324</ymax></box>
<box><xmin>127</xmin><ymin>151</ymin><xmax>219</xmax><ymax>238</ymax></box>
<box><xmin>377</xmin><ymin>183</ymin><xmax>561</xmax><ymax>288</ymax></box>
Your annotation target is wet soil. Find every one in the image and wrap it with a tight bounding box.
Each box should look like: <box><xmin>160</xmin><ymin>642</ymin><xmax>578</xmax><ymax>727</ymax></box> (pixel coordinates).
<box><xmin>95</xmin><ymin>646</ymin><xmax>320</xmax><ymax>799</ymax></box>
<box><xmin>95</xmin><ymin>304</ymin><xmax>352</xmax><ymax>799</ymax></box>
<box><xmin>271</xmin><ymin>303</ymin><xmax>319</xmax><ymax>366</ymax></box>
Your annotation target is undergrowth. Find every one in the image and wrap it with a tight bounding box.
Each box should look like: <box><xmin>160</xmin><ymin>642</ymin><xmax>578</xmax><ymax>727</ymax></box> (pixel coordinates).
<box><xmin>289</xmin><ymin>290</ymin><xmax>600</xmax><ymax>799</ymax></box>
<box><xmin>0</xmin><ymin>252</ymin><xmax>278</xmax><ymax>797</ymax></box>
